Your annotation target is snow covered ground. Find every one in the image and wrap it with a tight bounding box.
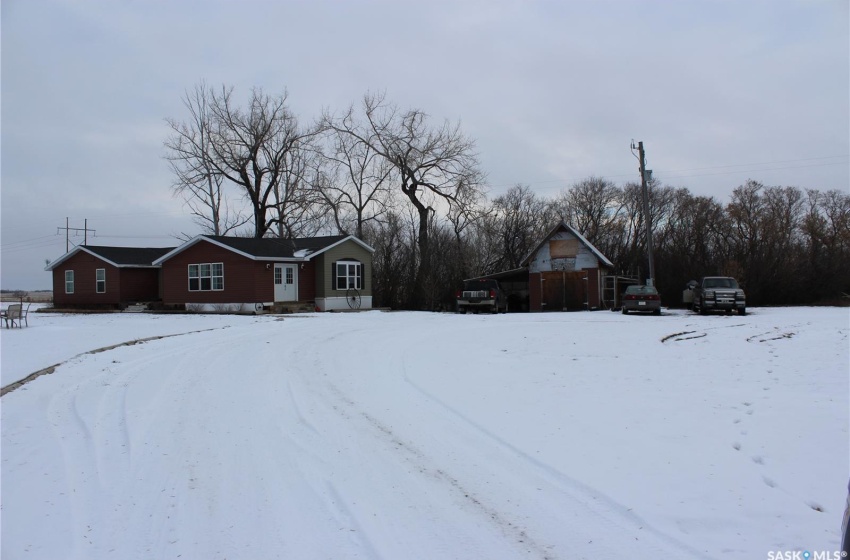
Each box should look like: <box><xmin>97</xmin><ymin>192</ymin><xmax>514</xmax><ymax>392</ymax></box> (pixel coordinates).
<box><xmin>1</xmin><ymin>307</ymin><xmax>847</xmax><ymax>559</ymax></box>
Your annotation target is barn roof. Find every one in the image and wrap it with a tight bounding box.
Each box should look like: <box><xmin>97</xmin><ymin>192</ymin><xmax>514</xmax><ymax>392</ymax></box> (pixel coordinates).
<box><xmin>520</xmin><ymin>221</ymin><xmax>614</xmax><ymax>268</ymax></box>
<box><xmin>44</xmin><ymin>245</ymin><xmax>175</xmax><ymax>270</ymax></box>
<box><xmin>152</xmin><ymin>234</ymin><xmax>374</xmax><ymax>265</ymax></box>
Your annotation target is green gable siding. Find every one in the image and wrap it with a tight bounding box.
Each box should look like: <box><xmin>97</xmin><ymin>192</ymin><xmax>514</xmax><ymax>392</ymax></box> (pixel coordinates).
<box><xmin>314</xmin><ymin>240</ymin><xmax>372</xmax><ymax>298</ymax></box>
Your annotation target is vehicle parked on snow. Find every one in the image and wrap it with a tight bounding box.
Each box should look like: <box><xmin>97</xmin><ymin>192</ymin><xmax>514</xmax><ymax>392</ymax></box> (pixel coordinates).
<box><xmin>688</xmin><ymin>276</ymin><xmax>747</xmax><ymax>315</ymax></box>
<box><xmin>456</xmin><ymin>279</ymin><xmax>508</xmax><ymax>314</ymax></box>
<box><xmin>621</xmin><ymin>285</ymin><xmax>662</xmax><ymax>315</ymax></box>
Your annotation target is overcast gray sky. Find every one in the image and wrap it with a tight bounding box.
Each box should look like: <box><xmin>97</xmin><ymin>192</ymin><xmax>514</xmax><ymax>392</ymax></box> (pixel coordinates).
<box><xmin>2</xmin><ymin>0</ymin><xmax>848</xmax><ymax>289</ymax></box>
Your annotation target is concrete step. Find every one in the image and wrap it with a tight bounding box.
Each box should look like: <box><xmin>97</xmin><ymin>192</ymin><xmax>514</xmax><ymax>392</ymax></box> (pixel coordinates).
<box><xmin>272</xmin><ymin>302</ymin><xmax>316</xmax><ymax>314</ymax></box>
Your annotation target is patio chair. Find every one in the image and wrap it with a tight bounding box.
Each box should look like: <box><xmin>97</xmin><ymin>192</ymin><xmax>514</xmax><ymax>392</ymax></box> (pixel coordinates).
<box><xmin>4</xmin><ymin>304</ymin><xmax>22</xmax><ymax>328</ymax></box>
<box><xmin>19</xmin><ymin>303</ymin><xmax>31</xmax><ymax>327</ymax></box>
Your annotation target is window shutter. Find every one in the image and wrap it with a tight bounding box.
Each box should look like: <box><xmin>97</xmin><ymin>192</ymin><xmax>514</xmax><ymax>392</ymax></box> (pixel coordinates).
<box><xmin>331</xmin><ymin>261</ymin><xmax>337</xmax><ymax>291</ymax></box>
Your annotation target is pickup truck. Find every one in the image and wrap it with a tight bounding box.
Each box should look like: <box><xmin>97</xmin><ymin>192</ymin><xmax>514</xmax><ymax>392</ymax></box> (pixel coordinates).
<box><xmin>687</xmin><ymin>276</ymin><xmax>747</xmax><ymax>315</ymax></box>
<box><xmin>456</xmin><ymin>279</ymin><xmax>508</xmax><ymax>314</ymax></box>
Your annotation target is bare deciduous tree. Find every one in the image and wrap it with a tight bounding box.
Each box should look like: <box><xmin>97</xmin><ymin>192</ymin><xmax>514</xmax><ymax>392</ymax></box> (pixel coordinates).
<box><xmin>489</xmin><ymin>185</ymin><xmax>553</xmax><ymax>271</ymax></box>
<box><xmin>166</xmin><ymin>83</ymin><xmax>323</xmax><ymax>238</ymax></box>
<box><xmin>321</xmin><ymin>124</ymin><xmax>394</xmax><ymax>238</ymax></box>
<box><xmin>327</xmin><ymin>92</ymin><xmax>485</xmax><ymax>307</ymax></box>
<box><xmin>165</xmin><ymin>83</ymin><xmax>250</xmax><ymax>236</ymax></box>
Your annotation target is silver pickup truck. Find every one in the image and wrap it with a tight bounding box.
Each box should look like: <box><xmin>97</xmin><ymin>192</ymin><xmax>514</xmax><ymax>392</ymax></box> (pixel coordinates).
<box><xmin>687</xmin><ymin>276</ymin><xmax>747</xmax><ymax>315</ymax></box>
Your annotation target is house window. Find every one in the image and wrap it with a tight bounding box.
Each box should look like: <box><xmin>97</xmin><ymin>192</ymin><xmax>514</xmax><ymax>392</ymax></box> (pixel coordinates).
<box><xmin>335</xmin><ymin>260</ymin><xmax>362</xmax><ymax>290</ymax></box>
<box><xmin>65</xmin><ymin>270</ymin><xmax>74</xmax><ymax>294</ymax></box>
<box><xmin>188</xmin><ymin>262</ymin><xmax>224</xmax><ymax>291</ymax></box>
<box><xmin>96</xmin><ymin>268</ymin><xmax>106</xmax><ymax>293</ymax></box>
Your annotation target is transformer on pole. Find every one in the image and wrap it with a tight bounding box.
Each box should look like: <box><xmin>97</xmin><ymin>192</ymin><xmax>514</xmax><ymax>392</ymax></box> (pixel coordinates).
<box><xmin>631</xmin><ymin>141</ymin><xmax>655</xmax><ymax>287</ymax></box>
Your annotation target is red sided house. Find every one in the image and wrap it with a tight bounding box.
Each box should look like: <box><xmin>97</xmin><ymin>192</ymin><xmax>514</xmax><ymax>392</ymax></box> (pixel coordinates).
<box><xmin>45</xmin><ymin>246</ymin><xmax>175</xmax><ymax>308</ymax></box>
<box><xmin>153</xmin><ymin>234</ymin><xmax>374</xmax><ymax>311</ymax></box>
<box><xmin>523</xmin><ymin>222</ymin><xmax>614</xmax><ymax>311</ymax></box>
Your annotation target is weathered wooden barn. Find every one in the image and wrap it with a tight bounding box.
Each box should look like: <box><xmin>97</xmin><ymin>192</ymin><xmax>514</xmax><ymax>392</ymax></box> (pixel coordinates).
<box><xmin>524</xmin><ymin>222</ymin><xmax>614</xmax><ymax>311</ymax></box>
<box><xmin>468</xmin><ymin>222</ymin><xmax>615</xmax><ymax>312</ymax></box>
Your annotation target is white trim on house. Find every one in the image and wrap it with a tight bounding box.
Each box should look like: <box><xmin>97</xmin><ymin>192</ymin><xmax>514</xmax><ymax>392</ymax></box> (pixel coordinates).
<box><xmin>45</xmin><ymin>246</ymin><xmax>170</xmax><ymax>271</ymax></box>
<box><xmin>307</xmin><ymin>236</ymin><xmax>375</xmax><ymax>258</ymax></box>
<box><xmin>184</xmin><ymin>302</ymin><xmax>268</xmax><ymax>314</ymax></box>
<box><xmin>152</xmin><ymin>236</ymin><xmax>249</xmax><ymax>264</ymax></box>
<box><xmin>95</xmin><ymin>268</ymin><xmax>106</xmax><ymax>293</ymax></box>
<box><xmin>45</xmin><ymin>247</ymin><xmax>139</xmax><ymax>271</ymax></box>
<box><xmin>65</xmin><ymin>270</ymin><xmax>74</xmax><ymax>294</ymax></box>
<box><xmin>315</xmin><ymin>296</ymin><xmax>373</xmax><ymax>312</ymax></box>
<box><xmin>152</xmin><ymin>234</ymin><xmax>375</xmax><ymax>266</ymax></box>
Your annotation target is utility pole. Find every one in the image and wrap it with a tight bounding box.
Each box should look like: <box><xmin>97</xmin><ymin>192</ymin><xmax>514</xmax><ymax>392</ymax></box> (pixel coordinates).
<box><xmin>631</xmin><ymin>141</ymin><xmax>655</xmax><ymax>286</ymax></box>
<box><xmin>57</xmin><ymin>218</ymin><xmax>96</xmax><ymax>252</ymax></box>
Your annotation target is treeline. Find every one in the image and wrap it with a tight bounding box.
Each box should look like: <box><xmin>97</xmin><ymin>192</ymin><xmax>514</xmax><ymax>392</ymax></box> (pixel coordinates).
<box><xmin>165</xmin><ymin>84</ymin><xmax>850</xmax><ymax>309</ymax></box>
<box><xmin>369</xmin><ymin>180</ymin><xmax>850</xmax><ymax>309</ymax></box>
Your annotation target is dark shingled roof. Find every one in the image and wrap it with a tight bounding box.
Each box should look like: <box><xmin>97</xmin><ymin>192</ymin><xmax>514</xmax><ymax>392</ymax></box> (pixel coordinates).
<box><xmin>83</xmin><ymin>246</ymin><xmax>176</xmax><ymax>266</ymax></box>
<box><xmin>203</xmin><ymin>235</ymin><xmax>348</xmax><ymax>258</ymax></box>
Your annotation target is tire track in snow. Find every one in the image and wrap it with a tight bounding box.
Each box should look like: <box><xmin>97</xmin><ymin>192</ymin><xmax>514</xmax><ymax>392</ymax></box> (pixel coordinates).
<box><xmin>39</xmin><ymin>330</ymin><xmax>235</xmax><ymax>558</ymax></box>
<box><xmin>293</xmin><ymin>318</ymin><xmax>708</xmax><ymax>559</ymax></box>
<box><xmin>316</xmin><ymin>381</ymin><xmax>559</xmax><ymax>560</ymax></box>
<box><xmin>391</xmin><ymin>322</ymin><xmax>715</xmax><ymax>559</ymax></box>
<box><xmin>276</xmin><ymin>322</ymin><xmax>567</xmax><ymax>559</ymax></box>
<box><xmin>1</xmin><ymin>327</ymin><xmax>225</xmax><ymax>396</ymax></box>
<box><xmin>398</xmin><ymin>372</ymin><xmax>714</xmax><ymax>559</ymax></box>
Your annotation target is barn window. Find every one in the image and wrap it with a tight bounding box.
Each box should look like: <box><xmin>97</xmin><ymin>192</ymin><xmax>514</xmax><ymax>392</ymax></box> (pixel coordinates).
<box><xmin>65</xmin><ymin>270</ymin><xmax>74</xmax><ymax>294</ymax></box>
<box><xmin>550</xmin><ymin>239</ymin><xmax>579</xmax><ymax>258</ymax></box>
<box><xmin>188</xmin><ymin>262</ymin><xmax>224</xmax><ymax>291</ymax></box>
<box><xmin>335</xmin><ymin>260</ymin><xmax>362</xmax><ymax>290</ymax></box>
<box><xmin>96</xmin><ymin>268</ymin><xmax>106</xmax><ymax>293</ymax></box>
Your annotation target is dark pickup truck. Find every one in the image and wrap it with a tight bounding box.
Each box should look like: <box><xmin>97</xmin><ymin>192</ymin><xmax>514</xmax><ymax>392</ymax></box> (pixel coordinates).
<box><xmin>687</xmin><ymin>276</ymin><xmax>747</xmax><ymax>315</ymax></box>
<box><xmin>456</xmin><ymin>279</ymin><xmax>508</xmax><ymax>314</ymax></box>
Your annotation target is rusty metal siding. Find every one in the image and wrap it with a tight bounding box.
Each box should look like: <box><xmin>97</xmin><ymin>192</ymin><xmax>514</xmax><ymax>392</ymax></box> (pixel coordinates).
<box><xmin>161</xmin><ymin>240</ymin><xmax>266</xmax><ymax>304</ymax></box>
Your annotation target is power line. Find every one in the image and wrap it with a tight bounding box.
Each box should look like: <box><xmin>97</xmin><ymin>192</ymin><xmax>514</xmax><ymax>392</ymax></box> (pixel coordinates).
<box><xmin>0</xmin><ymin>234</ymin><xmax>61</xmax><ymax>250</ymax></box>
<box><xmin>488</xmin><ymin>154</ymin><xmax>849</xmax><ymax>191</ymax></box>
<box><xmin>658</xmin><ymin>160</ymin><xmax>849</xmax><ymax>182</ymax></box>
<box><xmin>0</xmin><ymin>237</ymin><xmax>65</xmax><ymax>256</ymax></box>
<box><xmin>92</xmin><ymin>234</ymin><xmax>180</xmax><ymax>240</ymax></box>
<box><xmin>660</xmin><ymin>154</ymin><xmax>848</xmax><ymax>174</ymax></box>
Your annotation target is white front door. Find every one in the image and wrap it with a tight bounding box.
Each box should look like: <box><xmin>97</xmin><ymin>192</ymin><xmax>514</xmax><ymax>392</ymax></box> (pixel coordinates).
<box><xmin>273</xmin><ymin>264</ymin><xmax>297</xmax><ymax>302</ymax></box>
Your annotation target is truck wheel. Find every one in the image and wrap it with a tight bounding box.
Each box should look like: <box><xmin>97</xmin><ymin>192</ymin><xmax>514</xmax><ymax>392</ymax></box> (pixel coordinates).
<box><xmin>738</xmin><ymin>307</ymin><xmax>747</xmax><ymax>316</ymax></box>
<box><xmin>622</xmin><ymin>307</ymin><xmax>628</xmax><ymax>315</ymax></box>
<box><xmin>491</xmin><ymin>304</ymin><xmax>498</xmax><ymax>314</ymax></box>
<box><xmin>698</xmin><ymin>300</ymin><xmax>707</xmax><ymax>315</ymax></box>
